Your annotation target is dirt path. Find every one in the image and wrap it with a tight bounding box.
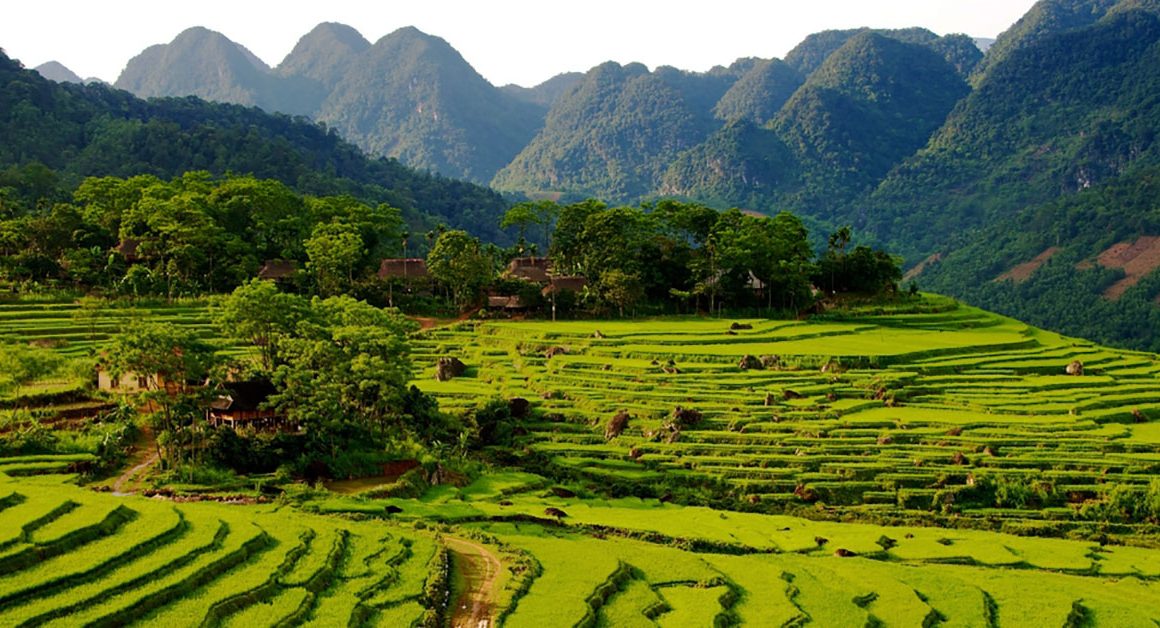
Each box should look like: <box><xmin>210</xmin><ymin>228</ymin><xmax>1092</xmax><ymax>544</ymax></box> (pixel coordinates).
<box><xmin>445</xmin><ymin>537</ymin><xmax>502</xmax><ymax>628</ymax></box>
<box><xmin>411</xmin><ymin>306</ymin><xmax>481</xmax><ymax>331</ymax></box>
<box><xmin>111</xmin><ymin>426</ymin><xmax>158</xmax><ymax>495</ymax></box>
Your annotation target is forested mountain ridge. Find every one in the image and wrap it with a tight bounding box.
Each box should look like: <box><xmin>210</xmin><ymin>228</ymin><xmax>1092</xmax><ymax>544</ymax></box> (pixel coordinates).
<box><xmin>311</xmin><ymin>27</ymin><xmax>545</xmax><ymax>184</ymax></box>
<box><xmin>108</xmin><ymin>22</ymin><xmax>983</xmax><ymax>197</ymax></box>
<box><xmin>0</xmin><ymin>50</ymin><xmax>511</xmax><ymax>242</ymax></box>
<box><xmin>491</xmin><ymin>61</ymin><xmax>742</xmax><ymax>201</ymax></box>
<box><xmin>870</xmin><ymin>6</ymin><xmax>1160</xmax><ymax>257</ymax></box>
<box><xmin>888</xmin><ymin>4</ymin><xmax>1160</xmax><ymax>351</ymax></box>
<box><xmin>113</xmin><ymin>25</ymin><xmax>544</xmax><ymax>184</ymax></box>
<box><xmin>657</xmin><ymin>31</ymin><xmax>967</xmax><ymax>221</ymax></box>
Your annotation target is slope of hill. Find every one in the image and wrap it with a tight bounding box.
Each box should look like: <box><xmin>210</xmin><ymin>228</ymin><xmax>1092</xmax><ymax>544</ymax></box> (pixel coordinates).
<box><xmin>870</xmin><ymin>7</ymin><xmax>1160</xmax><ymax>259</ymax></box>
<box><xmin>0</xmin><ymin>50</ymin><xmax>510</xmax><ymax>242</ymax></box>
<box><xmin>970</xmin><ymin>0</ymin><xmax>1119</xmax><ymax>84</ymax></box>
<box><xmin>712</xmin><ymin>58</ymin><xmax>804</xmax><ymax>125</ymax></box>
<box><xmin>771</xmin><ymin>32</ymin><xmax>970</xmax><ymax>216</ymax></box>
<box><xmin>114</xmin><ymin>27</ymin><xmax>319</xmax><ymax>116</ymax></box>
<box><xmin>783</xmin><ymin>27</ymin><xmax>982</xmax><ymax>79</ymax></box>
<box><xmin>491</xmin><ymin>62</ymin><xmax>736</xmax><ymax>200</ymax></box>
<box><xmin>312</xmin><ymin>27</ymin><xmax>545</xmax><ymax>183</ymax></box>
<box><xmin>661</xmin><ymin>32</ymin><xmax>968</xmax><ymax>219</ymax></box>
<box><xmin>275</xmin><ymin>21</ymin><xmax>370</xmax><ymax>90</ymax></box>
<box><xmin>915</xmin><ymin>164</ymin><xmax>1160</xmax><ymax>351</ymax></box>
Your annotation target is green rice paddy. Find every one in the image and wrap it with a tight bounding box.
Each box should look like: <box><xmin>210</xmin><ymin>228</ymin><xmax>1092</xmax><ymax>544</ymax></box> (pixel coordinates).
<box><xmin>2</xmin><ymin>294</ymin><xmax>1159</xmax><ymax>624</ymax></box>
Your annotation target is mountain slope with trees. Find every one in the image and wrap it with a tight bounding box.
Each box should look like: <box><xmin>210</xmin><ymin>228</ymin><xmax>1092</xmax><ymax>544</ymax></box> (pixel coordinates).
<box><xmin>112</xmin><ymin>25</ymin><xmax>544</xmax><ymax>184</ymax></box>
<box><xmin>311</xmin><ymin>27</ymin><xmax>545</xmax><ymax>183</ymax></box>
<box><xmin>0</xmin><ymin>49</ymin><xmax>511</xmax><ymax>242</ymax></box>
<box><xmin>491</xmin><ymin>62</ymin><xmax>738</xmax><ymax>201</ymax></box>
<box><xmin>869</xmin><ymin>6</ymin><xmax>1160</xmax><ymax>258</ymax></box>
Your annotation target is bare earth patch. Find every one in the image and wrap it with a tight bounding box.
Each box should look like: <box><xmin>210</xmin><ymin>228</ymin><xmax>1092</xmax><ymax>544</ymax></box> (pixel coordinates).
<box><xmin>995</xmin><ymin>247</ymin><xmax>1060</xmax><ymax>283</ymax></box>
<box><xmin>904</xmin><ymin>253</ymin><xmax>942</xmax><ymax>282</ymax></box>
<box><xmin>1089</xmin><ymin>236</ymin><xmax>1160</xmax><ymax>299</ymax></box>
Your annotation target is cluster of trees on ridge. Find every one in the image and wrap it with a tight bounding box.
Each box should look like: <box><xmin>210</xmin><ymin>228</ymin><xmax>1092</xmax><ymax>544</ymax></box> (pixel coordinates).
<box><xmin>0</xmin><ymin>167</ymin><xmax>903</xmax><ymax>316</ymax></box>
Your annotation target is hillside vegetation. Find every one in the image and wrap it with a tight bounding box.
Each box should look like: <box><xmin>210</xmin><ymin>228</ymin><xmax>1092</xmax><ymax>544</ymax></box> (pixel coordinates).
<box><xmin>0</xmin><ymin>50</ymin><xmax>511</xmax><ymax>243</ymax></box>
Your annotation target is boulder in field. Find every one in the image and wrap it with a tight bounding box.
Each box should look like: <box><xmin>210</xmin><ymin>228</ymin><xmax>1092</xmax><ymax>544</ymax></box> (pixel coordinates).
<box><xmin>738</xmin><ymin>354</ymin><xmax>762</xmax><ymax>370</ymax></box>
<box><xmin>434</xmin><ymin>357</ymin><xmax>467</xmax><ymax>381</ymax></box>
<box><xmin>605</xmin><ymin>410</ymin><xmax>631</xmax><ymax>439</ymax></box>
<box><xmin>544</xmin><ymin>507</ymin><xmax>568</xmax><ymax>519</ymax></box>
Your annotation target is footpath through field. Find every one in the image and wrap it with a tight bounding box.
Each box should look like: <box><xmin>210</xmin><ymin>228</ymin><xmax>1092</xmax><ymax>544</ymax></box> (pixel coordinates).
<box><xmin>445</xmin><ymin>536</ymin><xmax>501</xmax><ymax>628</ymax></box>
<box><xmin>110</xmin><ymin>426</ymin><xmax>158</xmax><ymax>495</ymax></box>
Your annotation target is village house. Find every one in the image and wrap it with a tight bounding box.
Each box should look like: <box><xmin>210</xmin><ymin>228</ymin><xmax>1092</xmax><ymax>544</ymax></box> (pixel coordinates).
<box><xmin>257</xmin><ymin>259</ymin><xmax>298</xmax><ymax>282</ymax></box>
<box><xmin>506</xmin><ymin>257</ymin><xmax>551</xmax><ymax>284</ymax></box>
<box><xmin>206</xmin><ymin>379</ymin><xmax>290</xmax><ymax>431</ymax></box>
<box><xmin>378</xmin><ymin>258</ymin><xmax>429</xmax><ymax>282</ymax></box>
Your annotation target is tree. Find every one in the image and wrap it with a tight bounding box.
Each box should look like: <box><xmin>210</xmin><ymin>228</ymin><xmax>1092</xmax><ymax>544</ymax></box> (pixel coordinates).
<box><xmin>103</xmin><ymin>322</ymin><xmax>218</xmax><ymax>467</ymax></box>
<box><xmin>500</xmin><ymin>202</ymin><xmax>538</xmax><ymax>253</ymax></box>
<box><xmin>600</xmin><ymin>269</ymin><xmax>644</xmax><ymax>317</ymax></box>
<box><xmin>549</xmin><ymin>199</ymin><xmax>605</xmax><ymax>274</ymax></box>
<box><xmin>213</xmin><ymin>279</ymin><xmax>309</xmax><ymax>372</ymax></box>
<box><xmin>0</xmin><ymin>343</ymin><xmax>63</xmax><ymax>399</ymax></box>
<box><xmin>305</xmin><ymin>222</ymin><xmax>364</xmax><ymax>296</ymax></box>
<box><xmin>426</xmin><ymin>230</ymin><xmax>492</xmax><ymax>309</ymax></box>
<box><xmin>272</xmin><ymin>297</ymin><xmax>419</xmax><ymax>453</ymax></box>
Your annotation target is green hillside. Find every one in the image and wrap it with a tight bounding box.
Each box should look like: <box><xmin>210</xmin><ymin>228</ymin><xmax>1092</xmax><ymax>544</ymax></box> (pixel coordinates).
<box><xmin>312</xmin><ymin>27</ymin><xmax>545</xmax><ymax>183</ymax></box>
<box><xmin>492</xmin><ymin>62</ymin><xmax>736</xmax><ymax>201</ymax></box>
<box><xmin>0</xmin><ymin>49</ymin><xmax>512</xmax><ymax>243</ymax></box>
<box><xmin>870</xmin><ymin>7</ymin><xmax>1160</xmax><ymax>259</ymax></box>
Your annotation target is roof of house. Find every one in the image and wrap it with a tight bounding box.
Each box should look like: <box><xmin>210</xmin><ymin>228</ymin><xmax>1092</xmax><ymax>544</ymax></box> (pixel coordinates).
<box><xmin>542</xmin><ymin>276</ymin><xmax>588</xmax><ymax>295</ymax></box>
<box><xmin>209</xmin><ymin>379</ymin><xmax>277</xmax><ymax>413</ymax></box>
<box><xmin>507</xmin><ymin>257</ymin><xmax>551</xmax><ymax>284</ymax></box>
<box><xmin>487</xmin><ymin>295</ymin><xmax>527</xmax><ymax>309</ymax></box>
<box><xmin>378</xmin><ymin>258</ymin><xmax>428</xmax><ymax>279</ymax></box>
<box><xmin>257</xmin><ymin>260</ymin><xmax>298</xmax><ymax>280</ymax></box>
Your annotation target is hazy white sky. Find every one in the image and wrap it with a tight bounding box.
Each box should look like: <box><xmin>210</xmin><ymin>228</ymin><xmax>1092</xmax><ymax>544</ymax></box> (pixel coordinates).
<box><xmin>3</xmin><ymin>1</ymin><xmax>1037</xmax><ymax>87</ymax></box>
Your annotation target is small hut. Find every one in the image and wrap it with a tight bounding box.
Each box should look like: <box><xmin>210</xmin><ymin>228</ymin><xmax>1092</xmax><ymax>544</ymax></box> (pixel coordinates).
<box><xmin>206</xmin><ymin>379</ymin><xmax>288</xmax><ymax>430</ymax></box>
<box><xmin>114</xmin><ymin>238</ymin><xmax>142</xmax><ymax>262</ymax></box>
<box><xmin>257</xmin><ymin>260</ymin><xmax>298</xmax><ymax>282</ymax></box>
<box><xmin>378</xmin><ymin>258</ymin><xmax>428</xmax><ymax>280</ymax></box>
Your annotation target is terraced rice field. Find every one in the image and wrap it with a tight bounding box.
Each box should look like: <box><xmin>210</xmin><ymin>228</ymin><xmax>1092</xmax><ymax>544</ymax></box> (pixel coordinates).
<box><xmin>412</xmin><ymin>297</ymin><xmax>1160</xmax><ymax>529</ymax></box>
<box><xmin>0</xmin><ymin>470</ymin><xmax>441</xmax><ymax>627</ymax></box>
<box><xmin>0</xmin><ymin>297</ymin><xmax>223</xmax><ymax>359</ymax></box>
<box><xmin>472</xmin><ymin>521</ymin><xmax>1160</xmax><ymax>627</ymax></box>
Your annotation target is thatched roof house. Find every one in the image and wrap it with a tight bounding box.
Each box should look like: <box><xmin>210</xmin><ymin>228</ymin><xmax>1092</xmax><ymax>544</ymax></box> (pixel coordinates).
<box><xmin>115</xmin><ymin>238</ymin><xmax>142</xmax><ymax>262</ymax></box>
<box><xmin>206</xmin><ymin>379</ymin><xmax>289</xmax><ymax>430</ymax></box>
<box><xmin>507</xmin><ymin>257</ymin><xmax>551</xmax><ymax>284</ymax></box>
<box><xmin>378</xmin><ymin>258</ymin><xmax>428</xmax><ymax>280</ymax></box>
<box><xmin>257</xmin><ymin>260</ymin><xmax>298</xmax><ymax>281</ymax></box>
<box><xmin>542</xmin><ymin>276</ymin><xmax>588</xmax><ymax>296</ymax></box>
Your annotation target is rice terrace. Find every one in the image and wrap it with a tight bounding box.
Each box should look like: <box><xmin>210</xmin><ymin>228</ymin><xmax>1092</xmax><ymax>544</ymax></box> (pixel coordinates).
<box><xmin>5</xmin><ymin>0</ymin><xmax>1160</xmax><ymax>625</ymax></box>
<box><xmin>1</xmin><ymin>294</ymin><xmax>1159</xmax><ymax>626</ymax></box>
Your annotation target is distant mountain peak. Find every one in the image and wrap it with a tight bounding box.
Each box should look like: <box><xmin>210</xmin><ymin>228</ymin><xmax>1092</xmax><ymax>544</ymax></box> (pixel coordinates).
<box><xmin>276</xmin><ymin>21</ymin><xmax>370</xmax><ymax>86</ymax></box>
<box><xmin>33</xmin><ymin>61</ymin><xmax>82</xmax><ymax>84</ymax></box>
